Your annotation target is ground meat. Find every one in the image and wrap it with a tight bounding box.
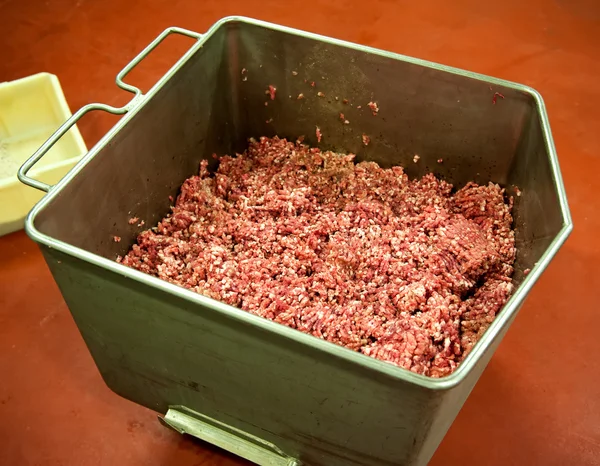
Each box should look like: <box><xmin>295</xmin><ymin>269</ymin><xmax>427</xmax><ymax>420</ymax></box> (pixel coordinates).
<box><xmin>120</xmin><ymin>137</ymin><xmax>515</xmax><ymax>377</ymax></box>
<box><xmin>367</xmin><ymin>101</ymin><xmax>379</xmax><ymax>115</ymax></box>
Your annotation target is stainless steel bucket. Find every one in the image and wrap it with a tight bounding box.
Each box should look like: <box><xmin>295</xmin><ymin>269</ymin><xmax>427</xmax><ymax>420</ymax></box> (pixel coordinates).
<box><xmin>18</xmin><ymin>17</ymin><xmax>572</xmax><ymax>466</ymax></box>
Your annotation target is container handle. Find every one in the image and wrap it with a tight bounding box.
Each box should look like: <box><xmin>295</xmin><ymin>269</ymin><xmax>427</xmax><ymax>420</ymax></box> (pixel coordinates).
<box><xmin>18</xmin><ymin>26</ymin><xmax>204</xmax><ymax>193</ymax></box>
<box><xmin>116</xmin><ymin>27</ymin><xmax>204</xmax><ymax>99</ymax></box>
<box><xmin>17</xmin><ymin>104</ymin><xmax>128</xmax><ymax>192</ymax></box>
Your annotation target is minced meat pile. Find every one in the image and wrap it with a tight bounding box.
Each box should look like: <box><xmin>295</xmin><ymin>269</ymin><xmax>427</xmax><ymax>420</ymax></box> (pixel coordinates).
<box><xmin>119</xmin><ymin>136</ymin><xmax>515</xmax><ymax>377</ymax></box>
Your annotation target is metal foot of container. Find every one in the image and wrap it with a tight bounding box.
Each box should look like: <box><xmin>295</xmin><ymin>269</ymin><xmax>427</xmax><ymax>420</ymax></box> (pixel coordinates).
<box><xmin>159</xmin><ymin>406</ymin><xmax>300</xmax><ymax>466</ymax></box>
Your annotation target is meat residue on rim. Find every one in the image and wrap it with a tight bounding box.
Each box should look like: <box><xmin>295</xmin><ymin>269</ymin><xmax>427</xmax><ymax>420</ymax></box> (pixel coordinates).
<box><xmin>492</xmin><ymin>92</ymin><xmax>505</xmax><ymax>104</ymax></box>
<box><xmin>120</xmin><ymin>137</ymin><xmax>516</xmax><ymax>378</ymax></box>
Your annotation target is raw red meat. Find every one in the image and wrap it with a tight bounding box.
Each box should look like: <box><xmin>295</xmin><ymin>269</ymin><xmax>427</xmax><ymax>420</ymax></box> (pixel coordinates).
<box><xmin>120</xmin><ymin>137</ymin><xmax>516</xmax><ymax>377</ymax></box>
<box><xmin>367</xmin><ymin>101</ymin><xmax>379</xmax><ymax>115</ymax></box>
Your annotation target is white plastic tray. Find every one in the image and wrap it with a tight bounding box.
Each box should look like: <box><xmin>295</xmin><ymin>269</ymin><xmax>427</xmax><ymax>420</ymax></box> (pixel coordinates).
<box><xmin>0</xmin><ymin>73</ymin><xmax>87</xmax><ymax>236</ymax></box>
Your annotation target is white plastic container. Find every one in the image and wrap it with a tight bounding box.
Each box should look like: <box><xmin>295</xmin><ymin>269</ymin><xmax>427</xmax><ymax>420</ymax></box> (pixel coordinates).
<box><xmin>0</xmin><ymin>73</ymin><xmax>87</xmax><ymax>236</ymax></box>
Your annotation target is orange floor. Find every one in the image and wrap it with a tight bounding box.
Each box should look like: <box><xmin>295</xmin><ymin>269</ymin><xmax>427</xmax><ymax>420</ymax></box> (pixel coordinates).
<box><xmin>1</xmin><ymin>1</ymin><xmax>599</xmax><ymax>465</ymax></box>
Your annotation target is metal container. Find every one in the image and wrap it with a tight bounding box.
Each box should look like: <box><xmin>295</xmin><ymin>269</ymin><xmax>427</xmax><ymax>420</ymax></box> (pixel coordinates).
<box><xmin>18</xmin><ymin>17</ymin><xmax>572</xmax><ymax>466</ymax></box>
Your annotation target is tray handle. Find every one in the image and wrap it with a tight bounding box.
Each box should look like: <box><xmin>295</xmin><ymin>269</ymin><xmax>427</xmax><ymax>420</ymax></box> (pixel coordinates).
<box><xmin>18</xmin><ymin>27</ymin><xmax>203</xmax><ymax>193</ymax></box>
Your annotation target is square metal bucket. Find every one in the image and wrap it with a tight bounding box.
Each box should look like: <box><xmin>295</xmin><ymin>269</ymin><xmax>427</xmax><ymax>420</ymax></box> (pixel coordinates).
<box><xmin>18</xmin><ymin>17</ymin><xmax>572</xmax><ymax>466</ymax></box>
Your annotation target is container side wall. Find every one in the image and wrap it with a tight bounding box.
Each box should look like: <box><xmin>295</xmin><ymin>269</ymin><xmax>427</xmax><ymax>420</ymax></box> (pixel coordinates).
<box><xmin>229</xmin><ymin>21</ymin><xmax>532</xmax><ymax>188</ymax></box>
<box><xmin>41</xmin><ymin>246</ymin><xmax>445</xmax><ymax>466</ymax></box>
<box><xmin>507</xmin><ymin>110</ymin><xmax>565</xmax><ymax>282</ymax></box>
